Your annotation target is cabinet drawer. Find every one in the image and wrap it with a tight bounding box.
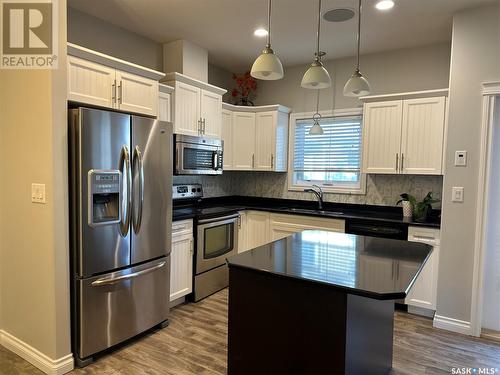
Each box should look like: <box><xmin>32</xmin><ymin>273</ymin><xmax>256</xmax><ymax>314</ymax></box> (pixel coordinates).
<box><xmin>408</xmin><ymin>226</ymin><xmax>440</xmax><ymax>245</ymax></box>
<box><xmin>172</xmin><ymin>219</ymin><xmax>193</xmax><ymax>236</ymax></box>
<box><xmin>270</xmin><ymin>213</ymin><xmax>345</xmax><ymax>232</ymax></box>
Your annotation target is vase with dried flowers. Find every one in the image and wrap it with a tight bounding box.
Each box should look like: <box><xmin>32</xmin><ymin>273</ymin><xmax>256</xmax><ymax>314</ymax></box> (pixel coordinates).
<box><xmin>231</xmin><ymin>71</ymin><xmax>257</xmax><ymax>106</ymax></box>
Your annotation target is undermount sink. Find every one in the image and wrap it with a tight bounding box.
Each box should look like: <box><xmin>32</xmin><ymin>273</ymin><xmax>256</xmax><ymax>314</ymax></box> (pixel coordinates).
<box><xmin>286</xmin><ymin>207</ymin><xmax>344</xmax><ymax>215</ymax></box>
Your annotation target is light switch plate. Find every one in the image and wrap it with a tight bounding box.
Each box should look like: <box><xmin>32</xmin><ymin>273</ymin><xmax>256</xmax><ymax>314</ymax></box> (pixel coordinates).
<box><xmin>455</xmin><ymin>151</ymin><xmax>467</xmax><ymax>166</ymax></box>
<box><xmin>452</xmin><ymin>187</ymin><xmax>464</xmax><ymax>202</ymax></box>
<box><xmin>31</xmin><ymin>183</ymin><xmax>46</xmax><ymax>204</ymax></box>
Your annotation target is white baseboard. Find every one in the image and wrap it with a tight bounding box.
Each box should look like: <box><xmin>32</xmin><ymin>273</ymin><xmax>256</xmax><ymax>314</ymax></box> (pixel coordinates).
<box><xmin>433</xmin><ymin>314</ymin><xmax>472</xmax><ymax>335</ymax></box>
<box><xmin>0</xmin><ymin>330</ymin><xmax>74</xmax><ymax>375</ymax></box>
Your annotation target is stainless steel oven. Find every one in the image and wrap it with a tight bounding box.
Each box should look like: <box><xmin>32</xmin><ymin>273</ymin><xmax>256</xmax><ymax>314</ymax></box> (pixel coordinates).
<box><xmin>194</xmin><ymin>213</ymin><xmax>239</xmax><ymax>301</ymax></box>
<box><xmin>175</xmin><ymin>134</ymin><xmax>223</xmax><ymax>175</ymax></box>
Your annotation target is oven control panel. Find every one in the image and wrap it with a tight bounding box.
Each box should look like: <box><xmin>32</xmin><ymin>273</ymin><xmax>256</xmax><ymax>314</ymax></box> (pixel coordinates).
<box><xmin>172</xmin><ymin>184</ymin><xmax>203</xmax><ymax>200</ymax></box>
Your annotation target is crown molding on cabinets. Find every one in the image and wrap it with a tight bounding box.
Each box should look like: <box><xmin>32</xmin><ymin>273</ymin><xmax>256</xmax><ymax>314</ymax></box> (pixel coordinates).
<box><xmin>159</xmin><ymin>83</ymin><xmax>175</xmax><ymax>94</ymax></box>
<box><xmin>67</xmin><ymin>43</ymin><xmax>165</xmax><ymax>81</ymax></box>
<box><xmin>164</xmin><ymin>72</ymin><xmax>227</xmax><ymax>96</ymax></box>
<box><xmin>222</xmin><ymin>103</ymin><xmax>292</xmax><ymax>114</ymax></box>
<box><xmin>360</xmin><ymin>88</ymin><xmax>449</xmax><ymax>103</ymax></box>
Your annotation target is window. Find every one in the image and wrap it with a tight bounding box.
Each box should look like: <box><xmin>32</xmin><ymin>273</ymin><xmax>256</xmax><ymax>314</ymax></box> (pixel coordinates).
<box><xmin>289</xmin><ymin>111</ymin><xmax>365</xmax><ymax>194</ymax></box>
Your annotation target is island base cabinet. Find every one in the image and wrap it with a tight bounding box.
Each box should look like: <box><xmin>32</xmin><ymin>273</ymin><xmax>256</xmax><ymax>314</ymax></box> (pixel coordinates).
<box><xmin>228</xmin><ymin>267</ymin><xmax>394</xmax><ymax>375</ymax></box>
<box><xmin>170</xmin><ymin>220</ymin><xmax>194</xmax><ymax>303</ymax></box>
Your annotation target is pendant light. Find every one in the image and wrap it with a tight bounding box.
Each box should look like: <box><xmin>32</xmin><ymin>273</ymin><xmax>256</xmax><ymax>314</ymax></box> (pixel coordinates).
<box><xmin>301</xmin><ymin>0</ymin><xmax>331</xmax><ymax>89</ymax></box>
<box><xmin>251</xmin><ymin>0</ymin><xmax>284</xmax><ymax>80</ymax></box>
<box><xmin>309</xmin><ymin>90</ymin><xmax>324</xmax><ymax>135</ymax></box>
<box><xmin>343</xmin><ymin>0</ymin><xmax>371</xmax><ymax>97</ymax></box>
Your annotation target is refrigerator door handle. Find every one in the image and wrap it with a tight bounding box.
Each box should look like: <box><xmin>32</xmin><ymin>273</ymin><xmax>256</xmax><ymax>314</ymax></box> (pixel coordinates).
<box><xmin>91</xmin><ymin>261</ymin><xmax>167</xmax><ymax>286</ymax></box>
<box><xmin>119</xmin><ymin>145</ymin><xmax>132</xmax><ymax>237</ymax></box>
<box><xmin>132</xmin><ymin>145</ymin><xmax>145</xmax><ymax>234</ymax></box>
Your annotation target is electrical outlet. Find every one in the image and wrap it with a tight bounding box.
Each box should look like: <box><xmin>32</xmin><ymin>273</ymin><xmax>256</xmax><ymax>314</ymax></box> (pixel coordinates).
<box><xmin>452</xmin><ymin>187</ymin><xmax>464</xmax><ymax>202</ymax></box>
<box><xmin>31</xmin><ymin>183</ymin><xmax>46</xmax><ymax>204</ymax></box>
<box><xmin>455</xmin><ymin>151</ymin><xmax>467</xmax><ymax>166</ymax></box>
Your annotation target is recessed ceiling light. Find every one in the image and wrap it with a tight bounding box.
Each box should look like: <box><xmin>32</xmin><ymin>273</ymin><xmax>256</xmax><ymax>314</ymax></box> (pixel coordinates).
<box><xmin>254</xmin><ymin>28</ymin><xmax>268</xmax><ymax>37</ymax></box>
<box><xmin>375</xmin><ymin>0</ymin><xmax>394</xmax><ymax>10</ymax></box>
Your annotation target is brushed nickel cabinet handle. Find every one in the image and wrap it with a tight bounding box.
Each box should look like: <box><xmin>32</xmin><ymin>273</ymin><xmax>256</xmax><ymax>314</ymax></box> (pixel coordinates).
<box><xmin>395</xmin><ymin>153</ymin><xmax>399</xmax><ymax>173</ymax></box>
<box><xmin>271</xmin><ymin>154</ymin><xmax>274</xmax><ymax>169</ymax></box>
<box><xmin>112</xmin><ymin>80</ymin><xmax>116</xmax><ymax>103</ymax></box>
<box><xmin>401</xmin><ymin>153</ymin><xmax>405</xmax><ymax>173</ymax></box>
<box><xmin>117</xmin><ymin>81</ymin><xmax>123</xmax><ymax>104</ymax></box>
<box><xmin>252</xmin><ymin>154</ymin><xmax>255</xmax><ymax>168</ymax></box>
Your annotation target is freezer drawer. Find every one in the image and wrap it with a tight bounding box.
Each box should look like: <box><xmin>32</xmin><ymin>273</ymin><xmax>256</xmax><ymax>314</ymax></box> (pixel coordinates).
<box><xmin>76</xmin><ymin>257</ymin><xmax>170</xmax><ymax>359</ymax></box>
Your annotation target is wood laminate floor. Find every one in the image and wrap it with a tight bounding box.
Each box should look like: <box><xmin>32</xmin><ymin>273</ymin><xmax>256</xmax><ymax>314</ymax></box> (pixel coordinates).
<box><xmin>1</xmin><ymin>289</ymin><xmax>499</xmax><ymax>375</ymax></box>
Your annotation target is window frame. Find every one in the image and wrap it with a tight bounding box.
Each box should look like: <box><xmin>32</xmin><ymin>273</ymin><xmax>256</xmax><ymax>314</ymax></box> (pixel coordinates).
<box><xmin>287</xmin><ymin>108</ymin><xmax>366</xmax><ymax>195</ymax></box>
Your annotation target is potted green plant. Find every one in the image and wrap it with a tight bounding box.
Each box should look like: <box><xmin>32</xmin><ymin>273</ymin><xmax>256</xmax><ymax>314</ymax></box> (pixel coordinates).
<box><xmin>397</xmin><ymin>192</ymin><xmax>440</xmax><ymax>222</ymax></box>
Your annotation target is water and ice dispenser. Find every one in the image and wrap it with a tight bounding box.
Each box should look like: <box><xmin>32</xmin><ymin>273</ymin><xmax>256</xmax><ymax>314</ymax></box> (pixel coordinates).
<box><xmin>88</xmin><ymin>170</ymin><xmax>121</xmax><ymax>226</ymax></box>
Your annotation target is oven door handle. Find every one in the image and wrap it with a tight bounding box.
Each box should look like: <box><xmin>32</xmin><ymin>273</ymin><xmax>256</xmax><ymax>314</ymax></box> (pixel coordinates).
<box><xmin>197</xmin><ymin>213</ymin><xmax>240</xmax><ymax>225</ymax></box>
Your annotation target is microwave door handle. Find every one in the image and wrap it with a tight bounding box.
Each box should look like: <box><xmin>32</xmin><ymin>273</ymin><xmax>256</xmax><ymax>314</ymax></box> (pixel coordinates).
<box><xmin>212</xmin><ymin>151</ymin><xmax>219</xmax><ymax>170</ymax></box>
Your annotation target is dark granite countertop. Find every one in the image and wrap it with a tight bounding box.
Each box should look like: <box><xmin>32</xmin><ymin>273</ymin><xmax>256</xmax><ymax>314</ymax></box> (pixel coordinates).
<box><xmin>172</xmin><ymin>195</ymin><xmax>441</xmax><ymax>228</ymax></box>
<box><xmin>226</xmin><ymin>230</ymin><xmax>432</xmax><ymax>300</ymax></box>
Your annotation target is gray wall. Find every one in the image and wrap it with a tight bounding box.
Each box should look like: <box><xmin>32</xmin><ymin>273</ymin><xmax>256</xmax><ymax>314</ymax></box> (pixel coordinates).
<box><xmin>208</xmin><ymin>64</ymin><xmax>234</xmax><ymax>103</ymax></box>
<box><xmin>437</xmin><ymin>3</ymin><xmax>500</xmax><ymax>324</ymax></box>
<box><xmin>255</xmin><ymin>43</ymin><xmax>451</xmax><ymax>111</ymax></box>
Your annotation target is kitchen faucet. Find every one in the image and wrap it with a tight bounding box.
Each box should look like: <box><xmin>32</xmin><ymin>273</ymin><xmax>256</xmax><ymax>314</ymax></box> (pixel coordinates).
<box><xmin>304</xmin><ymin>184</ymin><xmax>324</xmax><ymax>210</ymax></box>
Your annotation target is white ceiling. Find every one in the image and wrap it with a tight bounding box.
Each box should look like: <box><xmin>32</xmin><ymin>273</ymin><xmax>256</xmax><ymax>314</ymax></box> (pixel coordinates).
<box><xmin>68</xmin><ymin>0</ymin><xmax>495</xmax><ymax>72</ymax></box>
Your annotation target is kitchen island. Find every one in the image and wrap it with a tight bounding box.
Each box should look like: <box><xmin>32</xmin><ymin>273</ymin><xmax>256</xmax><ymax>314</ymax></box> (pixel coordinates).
<box><xmin>226</xmin><ymin>230</ymin><xmax>432</xmax><ymax>375</ymax></box>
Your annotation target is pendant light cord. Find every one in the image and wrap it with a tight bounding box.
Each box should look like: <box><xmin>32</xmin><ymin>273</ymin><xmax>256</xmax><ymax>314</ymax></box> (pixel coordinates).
<box><xmin>267</xmin><ymin>0</ymin><xmax>272</xmax><ymax>47</ymax></box>
<box><xmin>316</xmin><ymin>0</ymin><xmax>322</xmax><ymax>58</ymax></box>
<box><xmin>356</xmin><ymin>0</ymin><xmax>361</xmax><ymax>69</ymax></box>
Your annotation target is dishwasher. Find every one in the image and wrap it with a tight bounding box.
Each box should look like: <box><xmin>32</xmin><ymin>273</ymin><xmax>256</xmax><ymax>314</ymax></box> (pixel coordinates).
<box><xmin>345</xmin><ymin>218</ymin><xmax>408</xmax><ymax>240</ymax></box>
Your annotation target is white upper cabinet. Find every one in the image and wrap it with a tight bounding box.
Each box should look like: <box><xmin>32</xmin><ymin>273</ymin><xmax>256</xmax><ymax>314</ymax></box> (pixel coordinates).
<box><xmin>67</xmin><ymin>44</ymin><xmax>164</xmax><ymax>117</ymax></box>
<box><xmin>362</xmin><ymin>100</ymin><xmax>403</xmax><ymax>174</ymax></box>
<box><xmin>361</xmin><ymin>89</ymin><xmax>448</xmax><ymax>175</ymax></box>
<box><xmin>200</xmin><ymin>90</ymin><xmax>222</xmax><ymax>138</ymax></box>
<box><xmin>401</xmin><ymin>97</ymin><xmax>446</xmax><ymax>175</ymax></box>
<box><xmin>164</xmin><ymin>72</ymin><xmax>226</xmax><ymax>138</ymax></box>
<box><xmin>115</xmin><ymin>70</ymin><xmax>158</xmax><ymax>117</ymax></box>
<box><xmin>173</xmin><ymin>81</ymin><xmax>201</xmax><ymax>136</ymax></box>
<box><xmin>221</xmin><ymin>109</ymin><xmax>233</xmax><ymax>170</ymax></box>
<box><xmin>232</xmin><ymin>112</ymin><xmax>256</xmax><ymax>170</ymax></box>
<box><xmin>159</xmin><ymin>84</ymin><xmax>174</xmax><ymax>122</ymax></box>
<box><xmin>223</xmin><ymin>104</ymin><xmax>290</xmax><ymax>172</ymax></box>
<box><xmin>68</xmin><ymin>56</ymin><xmax>116</xmax><ymax>109</ymax></box>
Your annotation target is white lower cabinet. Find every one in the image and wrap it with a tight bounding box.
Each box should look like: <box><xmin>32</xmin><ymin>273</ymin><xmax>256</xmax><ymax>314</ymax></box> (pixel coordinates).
<box><xmin>245</xmin><ymin>211</ymin><xmax>271</xmax><ymax>251</ymax></box>
<box><xmin>170</xmin><ymin>220</ymin><xmax>194</xmax><ymax>302</ymax></box>
<box><xmin>270</xmin><ymin>213</ymin><xmax>345</xmax><ymax>241</ymax></box>
<box><xmin>405</xmin><ymin>226</ymin><xmax>440</xmax><ymax>311</ymax></box>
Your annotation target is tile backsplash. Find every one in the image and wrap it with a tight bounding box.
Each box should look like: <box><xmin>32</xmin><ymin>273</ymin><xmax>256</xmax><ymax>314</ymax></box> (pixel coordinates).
<box><xmin>173</xmin><ymin>173</ymin><xmax>443</xmax><ymax>208</ymax></box>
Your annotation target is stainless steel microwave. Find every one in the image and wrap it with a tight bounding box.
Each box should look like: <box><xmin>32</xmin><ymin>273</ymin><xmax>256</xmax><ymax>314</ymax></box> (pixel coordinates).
<box><xmin>174</xmin><ymin>134</ymin><xmax>223</xmax><ymax>175</ymax></box>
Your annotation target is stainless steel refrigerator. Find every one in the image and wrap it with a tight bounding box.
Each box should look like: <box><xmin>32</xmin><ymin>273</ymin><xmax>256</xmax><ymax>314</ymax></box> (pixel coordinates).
<box><xmin>69</xmin><ymin>107</ymin><xmax>172</xmax><ymax>366</ymax></box>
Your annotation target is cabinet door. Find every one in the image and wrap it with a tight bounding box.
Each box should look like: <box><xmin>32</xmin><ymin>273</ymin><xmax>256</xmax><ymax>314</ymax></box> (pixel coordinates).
<box><xmin>255</xmin><ymin>111</ymin><xmax>276</xmax><ymax>171</ymax></box>
<box><xmin>232</xmin><ymin>112</ymin><xmax>256</xmax><ymax>170</ymax></box>
<box><xmin>362</xmin><ymin>100</ymin><xmax>403</xmax><ymax>174</ymax></box>
<box><xmin>246</xmin><ymin>211</ymin><xmax>270</xmax><ymax>249</ymax></box>
<box><xmin>405</xmin><ymin>246</ymin><xmax>439</xmax><ymax>310</ymax></box>
<box><xmin>237</xmin><ymin>211</ymin><xmax>247</xmax><ymax>253</ymax></box>
<box><xmin>116</xmin><ymin>70</ymin><xmax>158</xmax><ymax>116</ymax></box>
<box><xmin>200</xmin><ymin>90</ymin><xmax>222</xmax><ymax>138</ymax></box>
<box><xmin>401</xmin><ymin>97</ymin><xmax>446</xmax><ymax>175</ymax></box>
<box><xmin>274</xmin><ymin>111</ymin><xmax>289</xmax><ymax>172</ymax></box>
<box><xmin>221</xmin><ymin>109</ymin><xmax>233</xmax><ymax>170</ymax></box>
<box><xmin>271</xmin><ymin>224</ymin><xmax>302</xmax><ymax>241</ymax></box>
<box><xmin>67</xmin><ymin>56</ymin><xmax>115</xmax><ymax>109</ymax></box>
<box><xmin>174</xmin><ymin>82</ymin><xmax>201</xmax><ymax>136</ymax></box>
<box><xmin>170</xmin><ymin>221</ymin><xmax>194</xmax><ymax>302</ymax></box>
<box><xmin>158</xmin><ymin>92</ymin><xmax>171</xmax><ymax>122</ymax></box>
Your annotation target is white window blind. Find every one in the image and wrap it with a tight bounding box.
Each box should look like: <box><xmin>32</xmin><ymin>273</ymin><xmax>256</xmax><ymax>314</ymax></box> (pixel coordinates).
<box><xmin>292</xmin><ymin>115</ymin><xmax>363</xmax><ymax>190</ymax></box>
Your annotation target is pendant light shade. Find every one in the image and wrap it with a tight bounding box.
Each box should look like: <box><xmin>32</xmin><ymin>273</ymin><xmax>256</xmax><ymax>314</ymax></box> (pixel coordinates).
<box><xmin>343</xmin><ymin>69</ymin><xmax>371</xmax><ymax>97</ymax></box>
<box><xmin>251</xmin><ymin>0</ymin><xmax>284</xmax><ymax>80</ymax></box>
<box><xmin>344</xmin><ymin>0</ymin><xmax>371</xmax><ymax>97</ymax></box>
<box><xmin>302</xmin><ymin>0</ymin><xmax>331</xmax><ymax>89</ymax></box>
<box><xmin>301</xmin><ymin>58</ymin><xmax>331</xmax><ymax>89</ymax></box>
<box><xmin>251</xmin><ymin>46</ymin><xmax>284</xmax><ymax>80</ymax></box>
